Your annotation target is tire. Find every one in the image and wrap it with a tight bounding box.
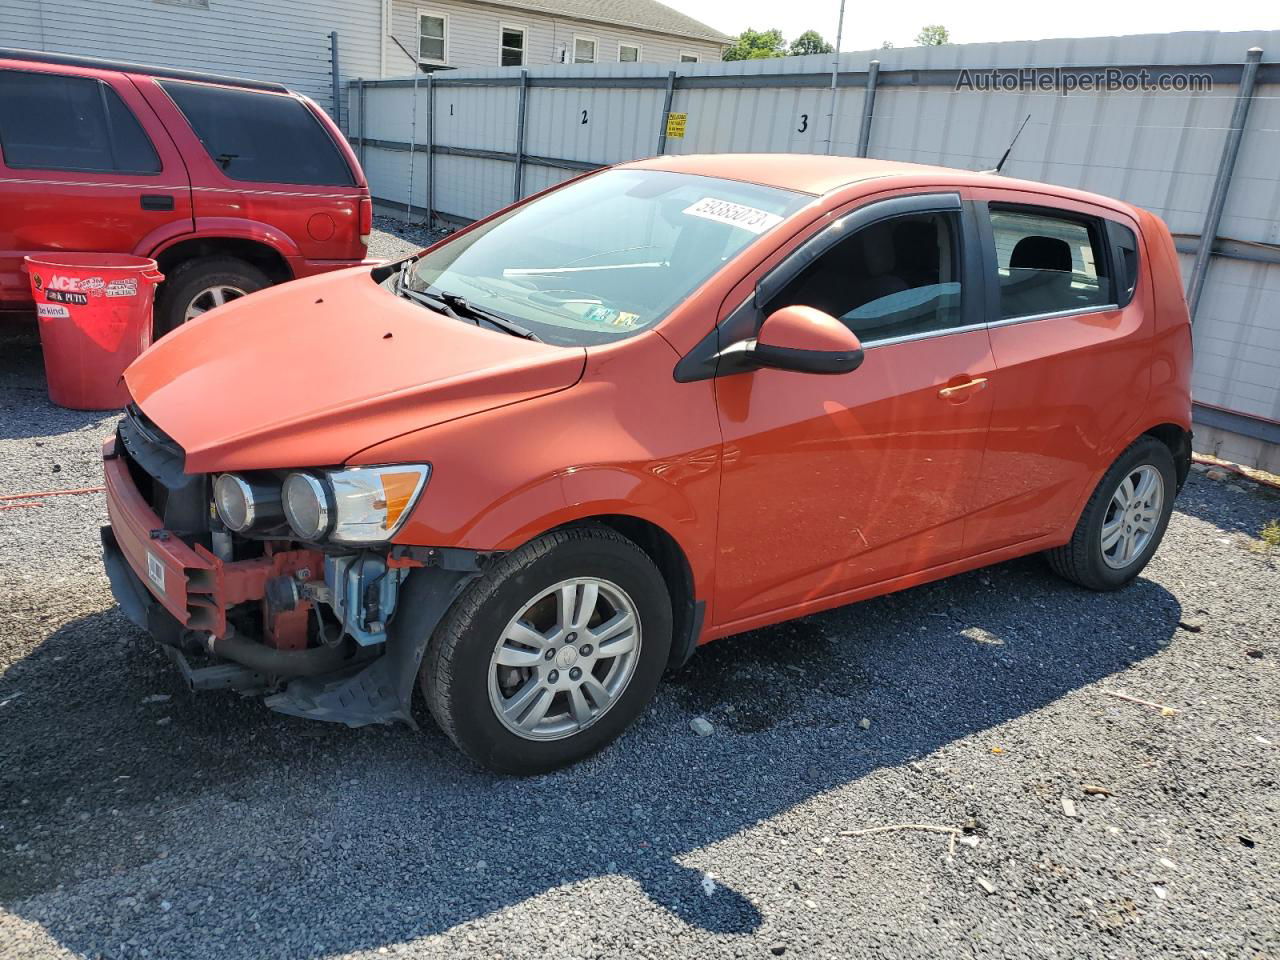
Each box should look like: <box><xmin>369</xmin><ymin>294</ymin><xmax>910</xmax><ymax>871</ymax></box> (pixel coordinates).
<box><xmin>1046</xmin><ymin>436</ymin><xmax>1177</xmax><ymax>591</ymax></box>
<box><xmin>153</xmin><ymin>256</ymin><xmax>271</xmax><ymax>338</ymax></box>
<box><xmin>420</xmin><ymin>526</ymin><xmax>672</xmax><ymax>775</ymax></box>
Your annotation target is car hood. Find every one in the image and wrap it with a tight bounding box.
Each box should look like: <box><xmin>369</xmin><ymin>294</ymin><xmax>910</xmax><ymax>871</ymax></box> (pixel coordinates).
<box><xmin>125</xmin><ymin>268</ymin><xmax>586</xmax><ymax>473</ymax></box>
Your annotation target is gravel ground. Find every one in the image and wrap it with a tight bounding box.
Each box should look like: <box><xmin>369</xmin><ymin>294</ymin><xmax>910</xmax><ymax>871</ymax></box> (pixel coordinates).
<box><xmin>2</xmin><ymin>231</ymin><xmax>1278</xmax><ymax>958</ymax></box>
<box><xmin>366</xmin><ymin>216</ymin><xmax>449</xmax><ymax>261</ymax></box>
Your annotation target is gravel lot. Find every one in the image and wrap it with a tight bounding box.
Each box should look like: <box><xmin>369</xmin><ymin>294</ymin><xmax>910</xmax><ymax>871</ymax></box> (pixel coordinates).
<box><xmin>2</xmin><ymin>226</ymin><xmax>1278</xmax><ymax>959</ymax></box>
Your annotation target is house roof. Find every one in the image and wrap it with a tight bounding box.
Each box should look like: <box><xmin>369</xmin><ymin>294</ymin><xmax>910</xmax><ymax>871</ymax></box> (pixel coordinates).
<box><xmin>484</xmin><ymin>0</ymin><xmax>731</xmax><ymax>44</ymax></box>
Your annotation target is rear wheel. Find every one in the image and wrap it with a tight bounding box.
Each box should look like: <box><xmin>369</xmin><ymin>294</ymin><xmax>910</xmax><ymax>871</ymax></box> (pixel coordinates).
<box><xmin>153</xmin><ymin>256</ymin><xmax>270</xmax><ymax>338</ymax></box>
<box><xmin>1046</xmin><ymin>436</ymin><xmax>1176</xmax><ymax>590</ymax></box>
<box><xmin>420</xmin><ymin>526</ymin><xmax>672</xmax><ymax>775</ymax></box>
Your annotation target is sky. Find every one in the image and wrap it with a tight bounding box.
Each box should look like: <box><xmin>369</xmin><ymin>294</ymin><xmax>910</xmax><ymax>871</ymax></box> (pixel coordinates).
<box><xmin>676</xmin><ymin>0</ymin><xmax>1280</xmax><ymax>49</ymax></box>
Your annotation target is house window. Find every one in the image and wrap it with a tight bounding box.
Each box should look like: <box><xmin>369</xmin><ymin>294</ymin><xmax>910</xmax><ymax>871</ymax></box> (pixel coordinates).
<box><xmin>618</xmin><ymin>42</ymin><xmax>640</xmax><ymax>63</ymax></box>
<box><xmin>680</xmin><ymin>52</ymin><xmax>700</xmax><ymax>63</ymax></box>
<box><xmin>419</xmin><ymin>11</ymin><xmax>447</xmax><ymax>64</ymax></box>
<box><xmin>573</xmin><ymin>36</ymin><xmax>596</xmax><ymax>64</ymax></box>
<box><xmin>500</xmin><ymin>25</ymin><xmax>525</xmax><ymax>66</ymax></box>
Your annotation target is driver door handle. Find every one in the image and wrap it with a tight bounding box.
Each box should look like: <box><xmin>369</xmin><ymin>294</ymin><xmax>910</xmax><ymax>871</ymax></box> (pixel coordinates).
<box><xmin>938</xmin><ymin>377</ymin><xmax>988</xmax><ymax>399</ymax></box>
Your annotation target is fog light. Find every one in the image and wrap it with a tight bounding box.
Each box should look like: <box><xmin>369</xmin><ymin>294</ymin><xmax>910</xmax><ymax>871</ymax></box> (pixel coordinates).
<box><xmin>283</xmin><ymin>472</ymin><xmax>332</xmax><ymax>541</ymax></box>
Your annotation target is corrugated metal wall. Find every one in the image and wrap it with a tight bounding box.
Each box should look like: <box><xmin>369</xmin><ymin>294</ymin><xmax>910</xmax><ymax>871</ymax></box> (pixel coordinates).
<box><xmin>1</xmin><ymin>0</ymin><xmax>382</xmax><ymax>117</ymax></box>
<box><xmin>355</xmin><ymin>31</ymin><xmax>1280</xmax><ymax>446</ymax></box>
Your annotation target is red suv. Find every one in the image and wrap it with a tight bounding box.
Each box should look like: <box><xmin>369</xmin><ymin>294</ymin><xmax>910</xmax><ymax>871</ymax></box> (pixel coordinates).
<box><xmin>0</xmin><ymin>49</ymin><xmax>373</xmax><ymax>334</ymax></box>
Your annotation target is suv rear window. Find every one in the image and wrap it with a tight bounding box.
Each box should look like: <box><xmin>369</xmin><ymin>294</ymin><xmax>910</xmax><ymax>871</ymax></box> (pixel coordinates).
<box><xmin>159</xmin><ymin>81</ymin><xmax>353</xmax><ymax>186</ymax></box>
<box><xmin>0</xmin><ymin>69</ymin><xmax>160</xmax><ymax>174</ymax></box>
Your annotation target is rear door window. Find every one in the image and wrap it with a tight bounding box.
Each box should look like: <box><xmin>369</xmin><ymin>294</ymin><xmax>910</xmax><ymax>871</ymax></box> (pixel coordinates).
<box><xmin>159</xmin><ymin>81</ymin><xmax>353</xmax><ymax>186</ymax></box>
<box><xmin>988</xmin><ymin>207</ymin><xmax>1113</xmax><ymax>319</ymax></box>
<box><xmin>0</xmin><ymin>69</ymin><xmax>160</xmax><ymax>174</ymax></box>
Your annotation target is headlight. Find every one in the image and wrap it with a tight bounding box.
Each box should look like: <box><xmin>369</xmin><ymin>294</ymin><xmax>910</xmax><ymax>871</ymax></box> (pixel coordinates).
<box><xmin>283</xmin><ymin>465</ymin><xmax>430</xmax><ymax>543</ymax></box>
<box><xmin>213</xmin><ymin>473</ymin><xmax>283</xmax><ymax>532</ymax></box>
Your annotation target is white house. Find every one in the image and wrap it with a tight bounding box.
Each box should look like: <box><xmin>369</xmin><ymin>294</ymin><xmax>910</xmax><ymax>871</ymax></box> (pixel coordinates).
<box><xmin>2</xmin><ymin>0</ymin><xmax>728</xmax><ymax>125</ymax></box>
<box><xmin>383</xmin><ymin>0</ymin><xmax>728</xmax><ymax>73</ymax></box>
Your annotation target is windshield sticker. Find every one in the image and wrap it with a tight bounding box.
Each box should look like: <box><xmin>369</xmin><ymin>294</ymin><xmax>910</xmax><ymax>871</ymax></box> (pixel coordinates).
<box><xmin>582</xmin><ymin>305</ymin><xmax>642</xmax><ymax>329</ymax></box>
<box><xmin>683</xmin><ymin>197</ymin><xmax>783</xmax><ymax>235</ymax></box>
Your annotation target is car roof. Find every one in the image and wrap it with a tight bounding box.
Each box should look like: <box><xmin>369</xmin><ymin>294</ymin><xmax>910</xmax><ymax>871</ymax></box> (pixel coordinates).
<box><xmin>622</xmin><ymin>153</ymin><xmax>1138</xmax><ymax>218</ymax></box>
<box><xmin>0</xmin><ymin>47</ymin><xmax>290</xmax><ymax>94</ymax></box>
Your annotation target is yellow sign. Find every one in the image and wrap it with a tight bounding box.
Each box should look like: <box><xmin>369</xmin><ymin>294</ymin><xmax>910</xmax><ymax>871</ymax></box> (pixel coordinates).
<box><xmin>665</xmin><ymin>112</ymin><xmax>687</xmax><ymax>139</ymax></box>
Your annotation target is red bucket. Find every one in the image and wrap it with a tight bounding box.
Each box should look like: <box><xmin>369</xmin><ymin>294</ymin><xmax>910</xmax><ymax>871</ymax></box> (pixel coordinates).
<box><xmin>24</xmin><ymin>253</ymin><xmax>164</xmax><ymax>410</ymax></box>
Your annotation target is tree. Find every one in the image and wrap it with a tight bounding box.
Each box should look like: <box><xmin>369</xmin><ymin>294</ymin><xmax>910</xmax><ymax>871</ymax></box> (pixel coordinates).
<box><xmin>723</xmin><ymin>28</ymin><xmax>786</xmax><ymax>61</ymax></box>
<box><xmin>788</xmin><ymin>30</ymin><xmax>834</xmax><ymax>56</ymax></box>
<box><xmin>915</xmin><ymin>24</ymin><xmax>950</xmax><ymax>46</ymax></box>
<box><xmin>880</xmin><ymin>40</ymin><xmax>895</xmax><ymax>50</ymax></box>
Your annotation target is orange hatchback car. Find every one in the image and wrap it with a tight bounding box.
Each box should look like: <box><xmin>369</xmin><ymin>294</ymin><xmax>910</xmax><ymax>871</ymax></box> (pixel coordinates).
<box><xmin>101</xmin><ymin>155</ymin><xmax>1192</xmax><ymax>774</ymax></box>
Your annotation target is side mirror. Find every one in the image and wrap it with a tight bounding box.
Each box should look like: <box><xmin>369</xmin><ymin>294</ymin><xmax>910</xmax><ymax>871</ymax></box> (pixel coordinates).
<box><xmin>721</xmin><ymin>305</ymin><xmax>864</xmax><ymax>375</ymax></box>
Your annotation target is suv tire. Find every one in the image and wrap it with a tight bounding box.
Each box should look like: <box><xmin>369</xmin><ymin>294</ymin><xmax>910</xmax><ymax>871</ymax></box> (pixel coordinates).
<box><xmin>153</xmin><ymin>256</ymin><xmax>270</xmax><ymax>337</ymax></box>
<box><xmin>1046</xmin><ymin>435</ymin><xmax>1176</xmax><ymax>591</ymax></box>
<box><xmin>420</xmin><ymin>526</ymin><xmax>672</xmax><ymax>775</ymax></box>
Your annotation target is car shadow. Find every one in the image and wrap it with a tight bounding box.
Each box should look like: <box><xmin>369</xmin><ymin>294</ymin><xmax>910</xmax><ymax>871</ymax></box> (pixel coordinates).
<box><xmin>1</xmin><ymin>560</ymin><xmax>1180</xmax><ymax>954</ymax></box>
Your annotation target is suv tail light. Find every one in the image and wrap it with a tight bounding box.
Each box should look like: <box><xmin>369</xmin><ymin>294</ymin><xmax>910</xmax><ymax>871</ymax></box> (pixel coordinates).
<box><xmin>359</xmin><ymin>197</ymin><xmax>372</xmax><ymax>248</ymax></box>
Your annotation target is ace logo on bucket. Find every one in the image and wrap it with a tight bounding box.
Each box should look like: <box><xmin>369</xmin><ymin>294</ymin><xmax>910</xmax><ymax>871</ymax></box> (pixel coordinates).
<box><xmin>43</xmin><ymin>274</ymin><xmax>115</xmax><ymax>304</ymax></box>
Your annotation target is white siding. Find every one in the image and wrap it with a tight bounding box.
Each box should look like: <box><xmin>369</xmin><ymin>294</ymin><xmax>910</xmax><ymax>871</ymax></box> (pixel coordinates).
<box><xmin>385</xmin><ymin>0</ymin><xmax>722</xmax><ymax>73</ymax></box>
<box><xmin>0</xmin><ymin>0</ymin><xmax>384</xmax><ymax>120</ymax></box>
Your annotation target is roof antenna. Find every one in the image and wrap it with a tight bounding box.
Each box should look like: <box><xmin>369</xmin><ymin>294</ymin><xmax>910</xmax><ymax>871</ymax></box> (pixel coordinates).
<box><xmin>985</xmin><ymin>114</ymin><xmax>1031</xmax><ymax>174</ymax></box>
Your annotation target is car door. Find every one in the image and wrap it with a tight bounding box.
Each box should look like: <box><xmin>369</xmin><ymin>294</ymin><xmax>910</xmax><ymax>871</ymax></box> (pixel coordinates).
<box><xmin>961</xmin><ymin>189</ymin><xmax>1154</xmax><ymax>554</ymax></box>
<box><xmin>710</xmin><ymin>191</ymin><xmax>997</xmax><ymax>628</ymax></box>
<box><xmin>0</xmin><ymin>64</ymin><xmax>192</xmax><ymax>313</ymax></box>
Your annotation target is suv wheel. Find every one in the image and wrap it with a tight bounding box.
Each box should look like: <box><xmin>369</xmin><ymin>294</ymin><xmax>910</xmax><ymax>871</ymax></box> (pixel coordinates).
<box><xmin>1046</xmin><ymin>436</ymin><xmax>1176</xmax><ymax>591</ymax></box>
<box><xmin>153</xmin><ymin>256</ymin><xmax>270</xmax><ymax>337</ymax></box>
<box><xmin>420</xmin><ymin>526</ymin><xmax>672</xmax><ymax>775</ymax></box>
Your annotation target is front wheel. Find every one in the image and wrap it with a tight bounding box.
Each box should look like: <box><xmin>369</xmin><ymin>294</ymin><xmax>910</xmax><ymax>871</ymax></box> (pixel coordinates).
<box><xmin>1046</xmin><ymin>436</ymin><xmax>1176</xmax><ymax>590</ymax></box>
<box><xmin>420</xmin><ymin>526</ymin><xmax>672</xmax><ymax>775</ymax></box>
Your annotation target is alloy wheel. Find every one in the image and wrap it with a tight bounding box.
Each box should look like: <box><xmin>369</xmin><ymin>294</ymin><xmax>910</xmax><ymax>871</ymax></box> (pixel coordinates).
<box><xmin>184</xmin><ymin>284</ymin><xmax>246</xmax><ymax>322</ymax></box>
<box><xmin>1100</xmin><ymin>464</ymin><xmax>1164</xmax><ymax>569</ymax></box>
<box><xmin>488</xmin><ymin>577</ymin><xmax>642</xmax><ymax>741</ymax></box>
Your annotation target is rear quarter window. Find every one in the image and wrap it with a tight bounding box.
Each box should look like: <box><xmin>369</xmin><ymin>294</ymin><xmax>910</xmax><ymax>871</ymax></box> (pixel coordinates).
<box><xmin>0</xmin><ymin>69</ymin><xmax>160</xmax><ymax>174</ymax></box>
<box><xmin>159</xmin><ymin>81</ymin><xmax>353</xmax><ymax>186</ymax></box>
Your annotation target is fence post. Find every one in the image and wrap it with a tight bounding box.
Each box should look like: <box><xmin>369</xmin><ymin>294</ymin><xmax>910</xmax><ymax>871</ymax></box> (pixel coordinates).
<box><xmin>855</xmin><ymin>59</ymin><xmax>880</xmax><ymax>158</ymax></box>
<box><xmin>823</xmin><ymin>0</ymin><xmax>847</xmax><ymax>155</ymax></box>
<box><xmin>425</xmin><ymin>73</ymin><xmax>435</xmax><ymax>230</ymax></box>
<box><xmin>406</xmin><ymin>71</ymin><xmax>420</xmax><ymax>221</ymax></box>
<box><xmin>1186</xmin><ymin>46</ymin><xmax>1263</xmax><ymax>320</ymax></box>
<box><xmin>655</xmin><ymin>70</ymin><xmax>676</xmax><ymax>155</ymax></box>
<box><xmin>329</xmin><ymin>32</ymin><xmax>341</xmax><ymax>131</ymax></box>
<box><xmin>513</xmin><ymin>69</ymin><xmax>528</xmax><ymax>203</ymax></box>
<box><xmin>357</xmin><ymin>78</ymin><xmax>366</xmax><ymax>168</ymax></box>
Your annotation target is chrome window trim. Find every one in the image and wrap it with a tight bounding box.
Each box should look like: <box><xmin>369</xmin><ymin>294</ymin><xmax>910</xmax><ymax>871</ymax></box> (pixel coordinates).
<box><xmin>861</xmin><ymin>320</ymin><xmax>989</xmax><ymax>350</ymax></box>
<box><xmin>988</xmin><ymin>303</ymin><xmax>1119</xmax><ymax>329</ymax></box>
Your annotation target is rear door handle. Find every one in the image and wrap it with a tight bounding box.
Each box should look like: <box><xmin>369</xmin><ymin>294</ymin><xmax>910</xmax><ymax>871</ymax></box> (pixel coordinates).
<box><xmin>937</xmin><ymin>377</ymin><xmax>988</xmax><ymax>399</ymax></box>
<box><xmin>140</xmin><ymin>194</ymin><xmax>175</xmax><ymax>211</ymax></box>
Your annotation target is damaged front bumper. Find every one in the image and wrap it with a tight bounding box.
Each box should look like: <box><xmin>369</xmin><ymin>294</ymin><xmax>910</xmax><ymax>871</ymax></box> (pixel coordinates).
<box><xmin>101</xmin><ymin>432</ymin><xmax>479</xmax><ymax>727</ymax></box>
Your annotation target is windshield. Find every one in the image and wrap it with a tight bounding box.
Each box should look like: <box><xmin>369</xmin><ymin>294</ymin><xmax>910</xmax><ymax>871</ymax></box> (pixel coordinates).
<box><xmin>407</xmin><ymin>169</ymin><xmax>810</xmax><ymax>346</ymax></box>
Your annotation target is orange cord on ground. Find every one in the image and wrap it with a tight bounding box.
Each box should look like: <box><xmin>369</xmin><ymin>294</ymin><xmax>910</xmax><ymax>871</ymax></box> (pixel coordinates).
<box><xmin>0</xmin><ymin>486</ymin><xmax>105</xmax><ymax>502</ymax></box>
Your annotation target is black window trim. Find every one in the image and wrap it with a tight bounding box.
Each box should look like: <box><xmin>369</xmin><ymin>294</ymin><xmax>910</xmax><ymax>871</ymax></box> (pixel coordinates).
<box><xmin>675</xmin><ymin>191</ymin><xmax>985</xmax><ymax>383</ymax></box>
<box><xmin>976</xmin><ymin>199</ymin><xmax>1130</xmax><ymax>327</ymax></box>
<box><xmin>0</xmin><ymin>68</ymin><xmax>163</xmax><ymax>176</ymax></box>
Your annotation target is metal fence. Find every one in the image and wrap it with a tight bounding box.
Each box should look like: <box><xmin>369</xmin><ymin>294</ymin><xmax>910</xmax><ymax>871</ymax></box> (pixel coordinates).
<box><xmin>349</xmin><ymin>31</ymin><xmax>1280</xmax><ymax>461</ymax></box>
